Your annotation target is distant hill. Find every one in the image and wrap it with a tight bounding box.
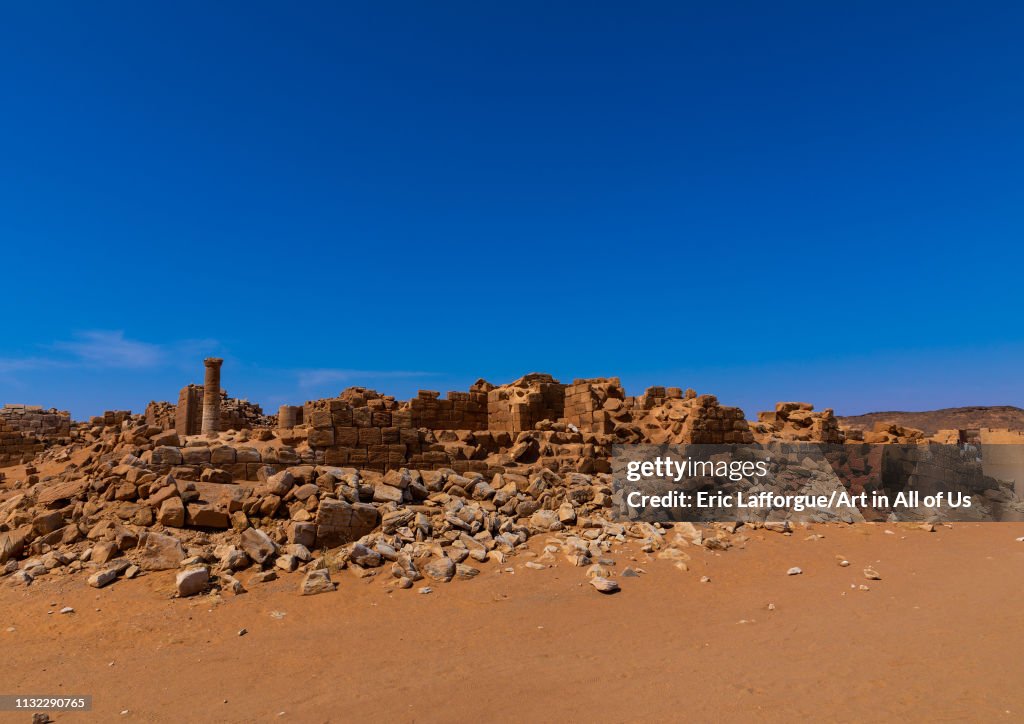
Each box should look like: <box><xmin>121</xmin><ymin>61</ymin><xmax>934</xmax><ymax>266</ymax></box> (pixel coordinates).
<box><xmin>837</xmin><ymin>406</ymin><xmax>1024</xmax><ymax>435</ymax></box>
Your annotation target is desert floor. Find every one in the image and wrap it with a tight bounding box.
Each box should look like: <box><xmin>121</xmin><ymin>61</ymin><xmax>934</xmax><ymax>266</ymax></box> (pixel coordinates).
<box><xmin>2</xmin><ymin>522</ymin><xmax>1023</xmax><ymax>723</ymax></box>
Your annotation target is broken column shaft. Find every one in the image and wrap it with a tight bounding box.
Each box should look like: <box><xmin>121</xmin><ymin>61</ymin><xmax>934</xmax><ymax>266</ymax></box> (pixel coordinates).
<box><xmin>201</xmin><ymin>357</ymin><xmax>223</xmax><ymax>435</ymax></box>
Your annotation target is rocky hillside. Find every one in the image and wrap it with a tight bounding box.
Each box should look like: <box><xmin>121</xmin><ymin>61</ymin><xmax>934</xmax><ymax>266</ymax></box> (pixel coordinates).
<box><xmin>838</xmin><ymin>406</ymin><xmax>1024</xmax><ymax>435</ymax></box>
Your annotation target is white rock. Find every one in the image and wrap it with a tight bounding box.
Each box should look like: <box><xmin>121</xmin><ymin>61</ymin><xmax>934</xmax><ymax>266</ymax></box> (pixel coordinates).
<box><xmin>786</xmin><ymin>567</ymin><xmax>803</xmax><ymax>576</ymax></box>
<box><xmin>175</xmin><ymin>566</ymin><xmax>210</xmax><ymax>597</ymax></box>
<box><xmin>589</xmin><ymin>576</ymin><xmax>620</xmax><ymax>594</ymax></box>
<box><xmin>88</xmin><ymin>568</ymin><xmax>118</xmax><ymax>589</ymax></box>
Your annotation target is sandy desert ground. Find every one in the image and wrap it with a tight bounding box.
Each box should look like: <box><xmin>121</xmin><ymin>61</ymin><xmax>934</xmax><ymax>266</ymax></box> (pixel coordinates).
<box><xmin>3</xmin><ymin>522</ymin><xmax>1023</xmax><ymax>723</ymax></box>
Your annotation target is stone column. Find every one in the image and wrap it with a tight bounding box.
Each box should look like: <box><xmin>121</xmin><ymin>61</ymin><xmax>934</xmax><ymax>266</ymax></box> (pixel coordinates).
<box><xmin>201</xmin><ymin>358</ymin><xmax>223</xmax><ymax>435</ymax></box>
<box><xmin>278</xmin><ymin>405</ymin><xmax>301</xmax><ymax>428</ymax></box>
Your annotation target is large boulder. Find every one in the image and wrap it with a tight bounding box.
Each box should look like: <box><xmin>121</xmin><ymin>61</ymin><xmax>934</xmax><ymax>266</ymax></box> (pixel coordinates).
<box><xmin>314</xmin><ymin>499</ymin><xmax>379</xmax><ymax>548</ymax></box>
<box><xmin>240</xmin><ymin>527</ymin><xmax>277</xmax><ymax>565</ymax></box>
<box><xmin>137</xmin><ymin>532</ymin><xmax>185</xmax><ymax>571</ymax></box>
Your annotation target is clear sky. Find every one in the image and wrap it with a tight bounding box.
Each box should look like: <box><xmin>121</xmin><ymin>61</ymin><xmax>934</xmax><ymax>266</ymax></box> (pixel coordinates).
<box><xmin>2</xmin><ymin>2</ymin><xmax>1022</xmax><ymax>420</ymax></box>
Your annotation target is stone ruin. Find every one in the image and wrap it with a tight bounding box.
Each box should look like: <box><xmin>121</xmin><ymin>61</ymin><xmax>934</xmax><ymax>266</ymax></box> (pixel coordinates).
<box><xmin>0</xmin><ymin>404</ymin><xmax>71</xmax><ymax>441</ymax></box>
<box><xmin>2</xmin><ymin>358</ymin><xmax>1022</xmax><ymax>599</ymax></box>
<box><xmin>0</xmin><ymin>418</ymin><xmax>44</xmax><ymax>466</ymax></box>
<box><xmin>752</xmin><ymin>402</ymin><xmax>844</xmax><ymax>444</ymax></box>
<box><xmin>144</xmin><ymin>386</ymin><xmax>268</xmax><ymax>438</ymax></box>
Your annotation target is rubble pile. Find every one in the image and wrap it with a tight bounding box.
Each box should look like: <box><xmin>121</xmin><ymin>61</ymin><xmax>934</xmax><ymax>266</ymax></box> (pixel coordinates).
<box><xmin>752</xmin><ymin>402</ymin><xmax>845</xmax><ymax>443</ymax></box>
<box><xmin>859</xmin><ymin>422</ymin><xmax>928</xmax><ymax>444</ymax></box>
<box><xmin>1</xmin><ymin>362</ymin><xmax>1018</xmax><ymax>598</ymax></box>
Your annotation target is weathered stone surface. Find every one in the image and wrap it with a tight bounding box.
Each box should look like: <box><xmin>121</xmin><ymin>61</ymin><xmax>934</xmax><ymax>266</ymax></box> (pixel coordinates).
<box><xmin>0</xmin><ymin>526</ymin><xmax>31</xmax><ymax>564</ymax></box>
<box><xmin>423</xmin><ymin>557</ymin><xmax>456</xmax><ymax>582</ymax></box>
<box><xmin>288</xmin><ymin>521</ymin><xmax>316</xmax><ymax>548</ymax></box>
<box><xmin>186</xmin><ymin>504</ymin><xmax>230</xmax><ymax>529</ymax></box>
<box><xmin>32</xmin><ymin>510</ymin><xmax>64</xmax><ymax>536</ymax></box>
<box><xmin>314</xmin><ymin>498</ymin><xmax>379</xmax><ymax>547</ymax></box>
<box><xmin>138</xmin><ymin>532</ymin><xmax>186</xmax><ymax>571</ymax></box>
<box><xmin>241</xmin><ymin>527</ymin><xmax>277</xmax><ymax>564</ymax></box>
<box><xmin>350</xmin><ymin>543</ymin><xmax>382</xmax><ymax>568</ymax></box>
<box><xmin>176</xmin><ymin>566</ymin><xmax>209</xmax><ymax>597</ymax></box>
<box><xmin>34</xmin><ymin>478</ymin><xmax>88</xmax><ymax>507</ymax></box>
<box><xmin>158</xmin><ymin>497</ymin><xmax>186</xmax><ymax>527</ymax></box>
<box><xmin>88</xmin><ymin>567</ymin><xmax>119</xmax><ymax>588</ymax></box>
<box><xmin>373</xmin><ymin>484</ymin><xmax>404</xmax><ymax>504</ymax></box>
<box><xmin>300</xmin><ymin>568</ymin><xmax>336</xmax><ymax>595</ymax></box>
<box><xmin>589</xmin><ymin>576</ymin><xmax>620</xmax><ymax>593</ymax></box>
<box><xmin>92</xmin><ymin>540</ymin><xmax>118</xmax><ymax>564</ymax></box>
<box><xmin>264</xmin><ymin>470</ymin><xmax>295</xmax><ymax>496</ymax></box>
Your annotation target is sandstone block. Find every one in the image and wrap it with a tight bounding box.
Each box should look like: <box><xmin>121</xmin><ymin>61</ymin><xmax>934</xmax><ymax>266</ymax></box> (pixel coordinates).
<box><xmin>176</xmin><ymin>566</ymin><xmax>209</xmax><ymax>597</ymax></box>
<box><xmin>314</xmin><ymin>499</ymin><xmax>379</xmax><ymax>548</ymax></box>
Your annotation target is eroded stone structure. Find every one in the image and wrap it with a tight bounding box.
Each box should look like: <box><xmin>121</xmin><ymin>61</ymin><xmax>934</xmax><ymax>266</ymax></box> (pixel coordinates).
<box><xmin>202</xmin><ymin>358</ymin><xmax>224</xmax><ymax>435</ymax></box>
<box><xmin>0</xmin><ymin>418</ymin><xmax>44</xmax><ymax>465</ymax></box>
<box><xmin>0</xmin><ymin>404</ymin><xmax>71</xmax><ymax>441</ymax></box>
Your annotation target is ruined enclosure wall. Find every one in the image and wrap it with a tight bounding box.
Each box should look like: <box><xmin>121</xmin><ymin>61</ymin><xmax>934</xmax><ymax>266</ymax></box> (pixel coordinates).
<box><xmin>89</xmin><ymin>410</ymin><xmax>132</xmax><ymax>427</ymax></box>
<box><xmin>174</xmin><ymin>384</ymin><xmax>267</xmax><ymax>435</ymax></box>
<box><xmin>634</xmin><ymin>394</ymin><xmax>754</xmax><ymax>445</ymax></box>
<box><xmin>0</xmin><ymin>419</ymin><xmax>44</xmax><ymax>465</ymax></box>
<box><xmin>754</xmin><ymin>402</ymin><xmax>845</xmax><ymax>444</ymax></box>
<box><xmin>564</xmin><ymin>378</ymin><xmax>628</xmax><ymax>434</ymax></box>
<box><xmin>145</xmin><ymin>401</ymin><xmax>176</xmax><ymax>430</ymax></box>
<box><xmin>408</xmin><ymin>388</ymin><xmax>489</xmax><ymax>430</ymax></box>
<box><xmin>487</xmin><ymin>374</ymin><xmax>566</xmax><ymax>434</ymax></box>
<box><xmin>278</xmin><ymin>405</ymin><xmax>303</xmax><ymax>428</ymax></box>
<box><xmin>303</xmin><ymin>398</ymin><xmax>431</xmax><ymax>472</ymax></box>
<box><xmin>0</xmin><ymin>404</ymin><xmax>71</xmax><ymax>440</ymax></box>
<box><xmin>175</xmin><ymin>385</ymin><xmax>203</xmax><ymax>436</ymax></box>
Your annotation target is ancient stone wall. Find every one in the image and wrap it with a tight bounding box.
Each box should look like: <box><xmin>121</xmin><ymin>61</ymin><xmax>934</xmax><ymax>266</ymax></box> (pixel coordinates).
<box><xmin>278</xmin><ymin>405</ymin><xmax>303</xmax><ymax>428</ymax></box>
<box><xmin>0</xmin><ymin>404</ymin><xmax>71</xmax><ymax>440</ymax></box>
<box><xmin>564</xmin><ymin>378</ymin><xmax>628</xmax><ymax>434</ymax></box>
<box><xmin>633</xmin><ymin>393</ymin><xmax>754</xmax><ymax>444</ymax></box>
<box><xmin>145</xmin><ymin>401</ymin><xmax>176</xmax><ymax>430</ymax></box>
<box><xmin>175</xmin><ymin>385</ymin><xmax>203</xmax><ymax>436</ymax></box>
<box><xmin>487</xmin><ymin>374</ymin><xmax>566</xmax><ymax>434</ymax></box>
<box><xmin>408</xmin><ymin>382</ymin><xmax>491</xmax><ymax>430</ymax></box>
<box><xmin>302</xmin><ymin>397</ymin><xmax>431</xmax><ymax>472</ymax></box>
<box><xmin>88</xmin><ymin>410</ymin><xmax>133</xmax><ymax>428</ymax></box>
<box><xmin>753</xmin><ymin>402</ymin><xmax>845</xmax><ymax>444</ymax></box>
<box><xmin>0</xmin><ymin>419</ymin><xmax>44</xmax><ymax>465</ymax></box>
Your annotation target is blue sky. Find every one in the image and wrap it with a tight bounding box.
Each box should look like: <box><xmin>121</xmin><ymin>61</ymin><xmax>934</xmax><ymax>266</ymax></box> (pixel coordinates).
<box><xmin>2</xmin><ymin>2</ymin><xmax>1022</xmax><ymax>420</ymax></box>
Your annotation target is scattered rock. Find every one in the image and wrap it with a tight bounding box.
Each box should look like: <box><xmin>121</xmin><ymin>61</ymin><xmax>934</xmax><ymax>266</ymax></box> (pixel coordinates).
<box><xmin>88</xmin><ymin>568</ymin><xmax>119</xmax><ymax>589</ymax></box>
<box><xmin>423</xmin><ymin>557</ymin><xmax>456</xmax><ymax>583</ymax></box>
<box><xmin>589</xmin><ymin>577</ymin><xmax>620</xmax><ymax>594</ymax></box>
<box><xmin>176</xmin><ymin>566</ymin><xmax>210</xmax><ymax>597</ymax></box>
<box><xmin>137</xmin><ymin>533</ymin><xmax>185</xmax><ymax>571</ymax></box>
<box><xmin>240</xmin><ymin>527</ymin><xmax>277</xmax><ymax>565</ymax></box>
<box><xmin>300</xmin><ymin>569</ymin><xmax>336</xmax><ymax>595</ymax></box>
